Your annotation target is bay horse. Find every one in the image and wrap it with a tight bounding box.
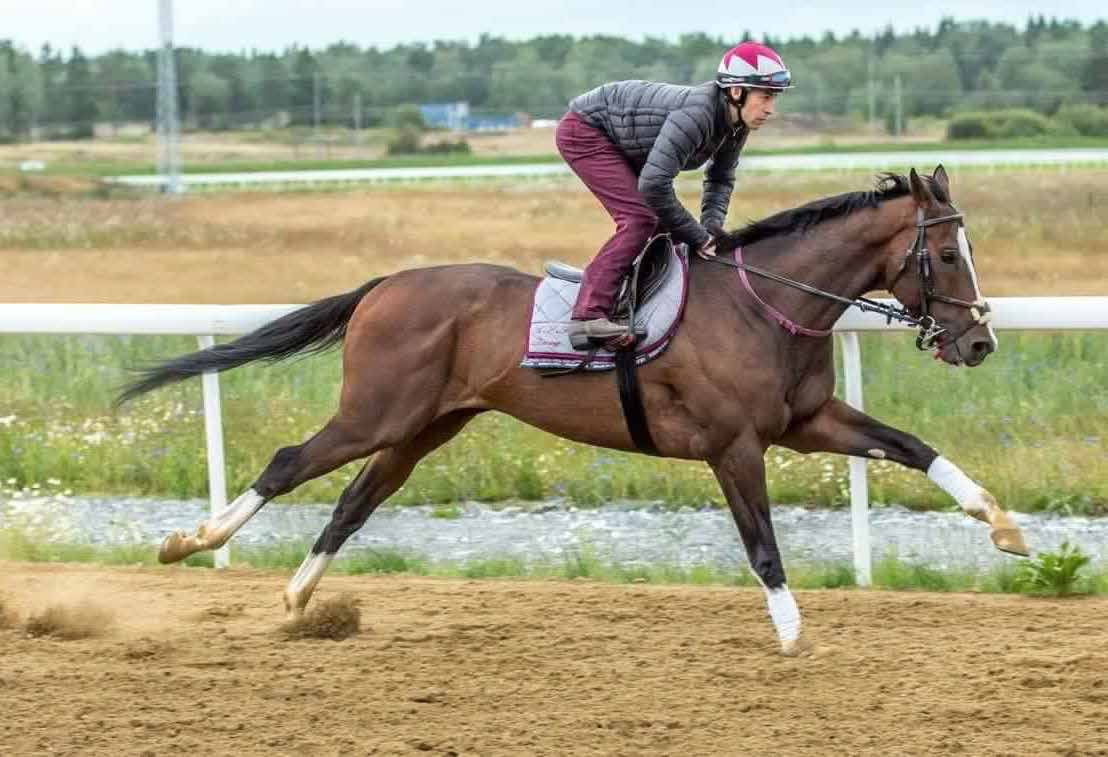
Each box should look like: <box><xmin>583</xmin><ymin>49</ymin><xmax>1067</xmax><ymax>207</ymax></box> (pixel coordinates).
<box><xmin>120</xmin><ymin>166</ymin><xmax>1028</xmax><ymax>656</ymax></box>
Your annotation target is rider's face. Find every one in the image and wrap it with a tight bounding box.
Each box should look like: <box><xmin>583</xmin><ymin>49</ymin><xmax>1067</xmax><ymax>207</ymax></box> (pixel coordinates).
<box><xmin>737</xmin><ymin>89</ymin><xmax>778</xmax><ymax>130</ymax></box>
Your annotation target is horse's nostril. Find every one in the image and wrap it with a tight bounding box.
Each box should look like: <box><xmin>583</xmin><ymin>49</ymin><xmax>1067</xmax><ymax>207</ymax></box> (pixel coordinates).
<box><xmin>971</xmin><ymin>339</ymin><xmax>994</xmax><ymax>357</ymax></box>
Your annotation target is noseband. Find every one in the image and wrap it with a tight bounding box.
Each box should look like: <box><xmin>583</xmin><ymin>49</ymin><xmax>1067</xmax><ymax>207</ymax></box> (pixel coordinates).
<box><xmin>887</xmin><ymin>209</ymin><xmax>993</xmax><ymax>350</ymax></box>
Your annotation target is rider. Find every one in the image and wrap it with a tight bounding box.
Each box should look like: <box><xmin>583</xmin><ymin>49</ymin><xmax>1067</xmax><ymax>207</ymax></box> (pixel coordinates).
<box><xmin>557</xmin><ymin>41</ymin><xmax>792</xmax><ymax>348</ymax></box>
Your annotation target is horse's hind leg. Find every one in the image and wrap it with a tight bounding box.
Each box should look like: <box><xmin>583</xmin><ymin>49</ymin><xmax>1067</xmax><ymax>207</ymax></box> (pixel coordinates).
<box><xmin>158</xmin><ymin>415</ymin><xmax>382</xmax><ymax>564</ymax></box>
<box><xmin>284</xmin><ymin>410</ymin><xmax>479</xmax><ymax>618</ymax></box>
<box><xmin>780</xmin><ymin>398</ymin><xmax>1029</xmax><ymax>556</ymax></box>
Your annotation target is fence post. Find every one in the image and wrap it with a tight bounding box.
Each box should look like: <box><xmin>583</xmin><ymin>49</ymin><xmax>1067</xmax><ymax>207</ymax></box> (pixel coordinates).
<box><xmin>197</xmin><ymin>335</ymin><xmax>230</xmax><ymax>569</ymax></box>
<box><xmin>839</xmin><ymin>331</ymin><xmax>871</xmax><ymax>586</ymax></box>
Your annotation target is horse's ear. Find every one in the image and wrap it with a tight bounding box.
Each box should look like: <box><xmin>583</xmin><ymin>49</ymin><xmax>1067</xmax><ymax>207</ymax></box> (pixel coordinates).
<box><xmin>932</xmin><ymin>164</ymin><xmax>950</xmax><ymax>200</ymax></box>
<box><xmin>909</xmin><ymin>168</ymin><xmax>937</xmax><ymax>208</ymax></box>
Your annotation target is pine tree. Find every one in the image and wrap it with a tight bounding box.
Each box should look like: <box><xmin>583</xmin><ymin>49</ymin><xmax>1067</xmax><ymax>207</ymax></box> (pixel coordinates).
<box><xmin>64</xmin><ymin>46</ymin><xmax>97</xmax><ymax>137</ymax></box>
<box><xmin>1083</xmin><ymin>22</ymin><xmax>1108</xmax><ymax>105</ymax></box>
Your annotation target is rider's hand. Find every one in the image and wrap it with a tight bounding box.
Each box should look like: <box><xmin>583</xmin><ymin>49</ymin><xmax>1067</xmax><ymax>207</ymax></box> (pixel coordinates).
<box><xmin>697</xmin><ymin>238</ymin><xmax>718</xmax><ymax>260</ymax></box>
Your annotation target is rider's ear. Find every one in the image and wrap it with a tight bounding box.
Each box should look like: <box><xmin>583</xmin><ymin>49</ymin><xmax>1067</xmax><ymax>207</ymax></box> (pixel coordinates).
<box><xmin>931</xmin><ymin>165</ymin><xmax>950</xmax><ymax>201</ymax></box>
<box><xmin>909</xmin><ymin>168</ymin><xmax>938</xmax><ymax>209</ymax></box>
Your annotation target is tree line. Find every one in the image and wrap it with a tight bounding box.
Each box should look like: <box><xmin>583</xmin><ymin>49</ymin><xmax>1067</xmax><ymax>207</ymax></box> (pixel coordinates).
<box><xmin>0</xmin><ymin>15</ymin><xmax>1106</xmax><ymax>140</ymax></box>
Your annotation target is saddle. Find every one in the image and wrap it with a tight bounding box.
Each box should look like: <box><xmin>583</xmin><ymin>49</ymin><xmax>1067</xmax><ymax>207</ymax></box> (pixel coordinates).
<box><xmin>544</xmin><ymin>234</ymin><xmax>674</xmax><ymax>323</ymax></box>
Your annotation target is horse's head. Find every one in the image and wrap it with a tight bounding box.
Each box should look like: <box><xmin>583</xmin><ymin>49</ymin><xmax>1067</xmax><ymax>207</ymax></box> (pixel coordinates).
<box><xmin>885</xmin><ymin>165</ymin><xmax>997</xmax><ymax>367</ymax></box>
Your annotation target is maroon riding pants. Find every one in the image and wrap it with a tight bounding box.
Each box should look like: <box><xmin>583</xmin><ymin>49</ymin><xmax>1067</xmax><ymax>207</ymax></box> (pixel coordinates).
<box><xmin>556</xmin><ymin>111</ymin><xmax>658</xmax><ymax>320</ymax></box>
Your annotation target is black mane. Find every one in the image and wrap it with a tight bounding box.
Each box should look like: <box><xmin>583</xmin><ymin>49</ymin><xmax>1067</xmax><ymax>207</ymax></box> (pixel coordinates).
<box><xmin>716</xmin><ymin>173</ymin><xmax>948</xmax><ymax>252</ymax></box>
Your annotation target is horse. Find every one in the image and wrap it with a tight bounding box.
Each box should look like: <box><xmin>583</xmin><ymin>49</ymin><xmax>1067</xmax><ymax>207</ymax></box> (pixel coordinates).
<box><xmin>119</xmin><ymin>165</ymin><xmax>1028</xmax><ymax>656</ymax></box>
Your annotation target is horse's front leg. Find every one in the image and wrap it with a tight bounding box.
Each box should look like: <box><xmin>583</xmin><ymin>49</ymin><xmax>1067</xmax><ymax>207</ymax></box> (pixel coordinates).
<box><xmin>711</xmin><ymin>434</ymin><xmax>811</xmax><ymax>657</ymax></box>
<box><xmin>779</xmin><ymin>398</ymin><xmax>1029</xmax><ymax>556</ymax></box>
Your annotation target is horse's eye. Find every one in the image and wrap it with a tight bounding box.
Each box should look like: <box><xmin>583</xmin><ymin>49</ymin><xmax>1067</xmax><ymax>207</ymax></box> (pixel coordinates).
<box><xmin>940</xmin><ymin>248</ymin><xmax>959</xmax><ymax>265</ymax></box>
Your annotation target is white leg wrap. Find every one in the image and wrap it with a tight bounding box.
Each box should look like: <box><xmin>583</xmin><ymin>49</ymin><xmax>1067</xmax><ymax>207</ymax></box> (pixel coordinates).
<box><xmin>289</xmin><ymin>552</ymin><xmax>334</xmax><ymax>598</ymax></box>
<box><xmin>763</xmin><ymin>585</ymin><xmax>801</xmax><ymax>643</ymax></box>
<box><xmin>927</xmin><ymin>457</ymin><xmax>988</xmax><ymax>516</ymax></box>
<box><xmin>208</xmin><ymin>488</ymin><xmax>266</xmax><ymax>538</ymax></box>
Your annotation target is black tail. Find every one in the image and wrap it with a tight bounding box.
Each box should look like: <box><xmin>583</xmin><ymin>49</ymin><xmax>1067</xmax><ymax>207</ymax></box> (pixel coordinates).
<box><xmin>117</xmin><ymin>277</ymin><xmax>387</xmax><ymax>406</ymax></box>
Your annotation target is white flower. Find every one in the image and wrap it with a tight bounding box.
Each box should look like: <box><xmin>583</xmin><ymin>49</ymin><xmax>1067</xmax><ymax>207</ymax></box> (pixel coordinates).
<box><xmin>0</xmin><ymin>415</ymin><xmax>15</xmax><ymax>427</ymax></box>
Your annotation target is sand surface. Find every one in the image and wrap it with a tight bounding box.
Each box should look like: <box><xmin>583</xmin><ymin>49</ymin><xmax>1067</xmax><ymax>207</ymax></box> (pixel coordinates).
<box><xmin>2</xmin><ymin>562</ymin><xmax>1106</xmax><ymax>756</ymax></box>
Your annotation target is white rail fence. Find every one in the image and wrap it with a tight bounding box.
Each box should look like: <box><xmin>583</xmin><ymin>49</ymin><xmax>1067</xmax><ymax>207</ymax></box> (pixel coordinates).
<box><xmin>3</xmin><ymin>297</ymin><xmax>1107</xmax><ymax>578</ymax></box>
<box><xmin>105</xmin><ymin>148</ymin><xmax>1108</xmax><ymax>190</ymax></box>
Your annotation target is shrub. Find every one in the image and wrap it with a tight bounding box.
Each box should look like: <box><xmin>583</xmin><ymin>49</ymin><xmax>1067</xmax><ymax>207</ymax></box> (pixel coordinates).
<box><xmin>386</xmin><ymin>125</ymin><xmax>422</xmax><ymax>155</ymax></box>
<box><xmin>993</xmin><ymin>109</ymin><xmax>1053</xmax><ymax>138</ymax></box>
<box><xmin>1056</xmin><ymin>104</ymin><xmax>1108</xmax><ymax>137</ymax></box>
<box><xmin>947</xmin><ymin>108</ymin><xmax>1083</xmax><ymax>140</ymax></box>
<box><xmin>947</xmin><ymin>113</ymin><xmax>993</xmax><ymax>140</ymax></box>
<box><xmin>1015</xmin><ymin>542</ymin><xmax>1091</xmax><ymax>596</ymax></box>
<box><xmin>421</xmin><ymin>138</ymin><xmax>471</xmax><ymax>155</ymax></box>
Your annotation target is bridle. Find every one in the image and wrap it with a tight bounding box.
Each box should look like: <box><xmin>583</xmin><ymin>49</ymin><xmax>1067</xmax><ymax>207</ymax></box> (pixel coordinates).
<box><xmin>707</xmin><ymin>207</ymin><xmax>993</xmax><ymax>351</ymax></box>
<box><xmin>886</xmin><ymin>209</ymin><xmax>992</xmax><ymax>351</ymax></box>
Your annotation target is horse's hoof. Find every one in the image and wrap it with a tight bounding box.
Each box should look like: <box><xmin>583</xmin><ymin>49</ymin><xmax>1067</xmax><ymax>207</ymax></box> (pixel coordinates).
<box><xmin>283</xmin><ymin>591</ymin><xmax>306</xmax><ymax>622</ymax></box>
<box><xmin>780</xmin><ymin>636</ymin><xmax>814</xmax><ymax>658</ymax></box>
<box><xmin>992</xmin><ymin>528</ymin><xmax>1031</xmax><ymax>557</ymax></box>
<box><xmin>158</xmin><ymin>530</ymin><xmax>202</xmax><ymax>564</ymax></box>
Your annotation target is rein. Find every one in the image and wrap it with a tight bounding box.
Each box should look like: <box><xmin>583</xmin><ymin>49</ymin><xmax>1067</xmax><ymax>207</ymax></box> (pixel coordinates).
<box><xmin>707</xmin><ymin>210</ymin><xmax>989</xmax><ymax>350</ymax></box>
<box><xmin>705</xmin><ymin>250</ymin><xmax>921</xmax><ymax>333</ymax></box>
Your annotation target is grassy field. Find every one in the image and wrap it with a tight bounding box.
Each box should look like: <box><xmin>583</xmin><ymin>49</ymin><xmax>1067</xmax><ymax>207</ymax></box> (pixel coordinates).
<box><xmin>0</xmin><ymin>169</ymin><xmax>1105</xmax><ymax>513</ymax></box>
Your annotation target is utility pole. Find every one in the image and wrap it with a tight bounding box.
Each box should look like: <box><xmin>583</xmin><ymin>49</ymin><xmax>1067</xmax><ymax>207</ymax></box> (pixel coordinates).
<box><xmin>353</xmin><ymin>91</ymin><xmax>362</xmax><ymax>146</ymax></box>
<box><xmin>813</xmin><ymin>73</ymin><xmax>823</xmax><ymax>125</ymax></box>
<box><xmin>156</xmin><ymin>0</ymin><xmax>182</xmax><ymax>193</ymax></box>
<box><xmin>867</xmin><ymin>57</ymin><xmax>876</xmax><ymax>133</ymax></box>
<box><xmin>894</xmin><ymin>74</ymin><xmax>903</xmax><ymax>138</ymax></box>
<box><xmin>313</xmin><ymin>71</ymin><xmax>322</xmax><ymax>158</ymax></box>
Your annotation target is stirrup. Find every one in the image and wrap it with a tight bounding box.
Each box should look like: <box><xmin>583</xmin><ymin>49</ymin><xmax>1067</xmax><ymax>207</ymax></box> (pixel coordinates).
<box><xmin>568</xmin><ymin>319</ymin><xmax>646</xmax><ymax>352</ymax></box>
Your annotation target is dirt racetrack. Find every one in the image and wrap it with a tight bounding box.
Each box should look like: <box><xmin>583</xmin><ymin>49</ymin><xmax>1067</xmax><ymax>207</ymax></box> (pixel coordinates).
<box><xmin>1</xmin><ymin>562</ymin><xmax>1106</xmax><ymax>756</ymax></box>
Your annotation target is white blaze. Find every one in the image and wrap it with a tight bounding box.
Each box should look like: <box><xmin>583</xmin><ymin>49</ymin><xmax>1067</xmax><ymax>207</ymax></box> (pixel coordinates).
<box><xmin>957</xmin><ymin>226</ymin><xmax>998</xmax><ymax>349</ymax></box>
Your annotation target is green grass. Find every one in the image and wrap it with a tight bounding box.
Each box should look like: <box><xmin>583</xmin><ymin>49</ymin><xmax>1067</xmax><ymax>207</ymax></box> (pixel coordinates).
<box><xmin>3</xmin><ymin>530</ymin><xmax>1105</xmax><ymax>595</ymax></box>
<box><xmin>744</xmin><ymin>135</ymin><xmax>1108</xmax><ymax>156</ymax></box>
<box><xmin>0</xmin><ymin>331</ymin><xmax>1104</xmax><ymax>513</ymax></box>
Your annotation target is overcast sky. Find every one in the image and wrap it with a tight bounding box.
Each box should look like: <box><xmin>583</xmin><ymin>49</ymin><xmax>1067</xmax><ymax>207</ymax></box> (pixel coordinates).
<box><xmin>1</xmin><ymin>1</ymin><xmax>1104</xmax><ymax>54</ymax></box>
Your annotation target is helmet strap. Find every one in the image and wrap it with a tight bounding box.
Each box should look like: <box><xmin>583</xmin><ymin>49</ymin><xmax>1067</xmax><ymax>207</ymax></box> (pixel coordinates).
<box><xmin>724</xmin><ymin>87</ymin><xmax>747</xmax><ymax>128</ymax></box>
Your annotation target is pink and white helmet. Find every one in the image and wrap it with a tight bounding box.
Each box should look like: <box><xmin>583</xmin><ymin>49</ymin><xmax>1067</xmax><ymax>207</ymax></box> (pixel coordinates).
<box><xmin>716</xmin><ymin>42</ymin><xmax>793</xmax><ymax>90</ymax></box>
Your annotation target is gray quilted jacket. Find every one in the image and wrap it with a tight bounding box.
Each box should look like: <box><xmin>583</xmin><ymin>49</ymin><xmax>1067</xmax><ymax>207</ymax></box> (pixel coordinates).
<box><xmin>569</xmin><ymin>80</ymin><xmax>748</xmax><ymax>248</ymax></box>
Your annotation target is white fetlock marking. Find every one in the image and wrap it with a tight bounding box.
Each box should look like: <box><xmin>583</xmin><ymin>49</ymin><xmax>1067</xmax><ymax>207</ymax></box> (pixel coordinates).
<box><xmin>764</xmin><ymin>585</ymin><xmax>801</xmax><ymax>643</ymax></box>
<box><xmin>288</xmin><ymin>552</ymin><xmax>334</xmax><ymax>604</ymax></box>
<box><xmin>207</xmin><ymin>489</ymin><xmax>266</xmax><ymax>540</ymax></box>
<box><xmin>927</xmin><ymin>456</ymin><xmax>988</xmax><ymax>517</ymax></box>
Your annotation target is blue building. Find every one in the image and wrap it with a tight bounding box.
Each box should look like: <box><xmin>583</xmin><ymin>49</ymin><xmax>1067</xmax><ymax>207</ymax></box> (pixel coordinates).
<box><xmin>420</xmin><ymin>102</ymin><xmax>525</xmax><ymax>132</ymax></box>
<box><xmin>419</xmin><ymin>102</ymin><xmax>470</xmax><ymax>131</ymax></box>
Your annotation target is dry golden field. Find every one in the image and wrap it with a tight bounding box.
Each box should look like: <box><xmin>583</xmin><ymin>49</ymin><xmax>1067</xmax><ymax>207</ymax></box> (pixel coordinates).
<box><xmin>0</xmin><ymin>169</ymin><xmax>1105</xmax><ymax>303</ymax></box>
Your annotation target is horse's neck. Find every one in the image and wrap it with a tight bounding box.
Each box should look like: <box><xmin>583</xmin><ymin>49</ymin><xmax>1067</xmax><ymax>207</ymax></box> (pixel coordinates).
<box><xmin>739</xmin><ymin>207</ymin><xmax>899</xmax><ymax>334</ymax></box>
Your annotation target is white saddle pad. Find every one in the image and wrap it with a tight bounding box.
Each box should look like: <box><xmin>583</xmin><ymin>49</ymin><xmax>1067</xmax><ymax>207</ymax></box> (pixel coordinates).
<box><xmin>520</xmin><ymin>245</ymin><xmax>689</xmax><ymax>371</ymax></box>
